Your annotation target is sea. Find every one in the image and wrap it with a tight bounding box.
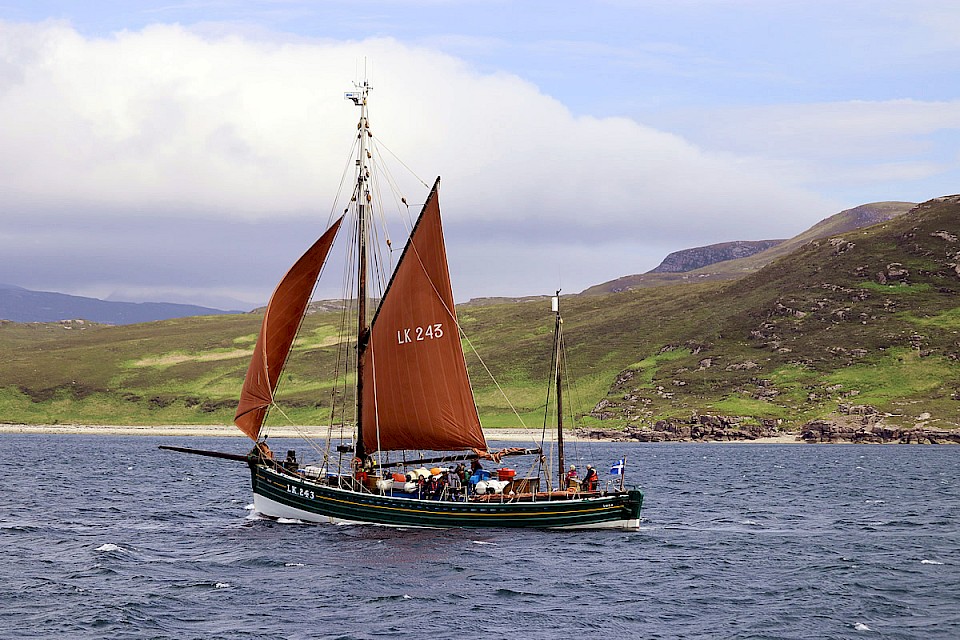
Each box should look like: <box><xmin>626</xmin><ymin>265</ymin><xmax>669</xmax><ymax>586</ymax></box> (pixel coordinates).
<box><xmin>0</xmin><ymin>434</ymin><xmax>957</xmax><ymax>640</ymax></box>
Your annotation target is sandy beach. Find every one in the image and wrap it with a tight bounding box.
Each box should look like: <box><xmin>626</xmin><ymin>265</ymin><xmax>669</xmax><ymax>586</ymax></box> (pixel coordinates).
<box><xmin>0</xmin><ymin>423</ymin><xmax>803</xmax><ymax>443</ymax></box>
<box><xmin>0</xmin><ymin>423</ymin><xmax>581</xmax><ymax>441</ymax></box>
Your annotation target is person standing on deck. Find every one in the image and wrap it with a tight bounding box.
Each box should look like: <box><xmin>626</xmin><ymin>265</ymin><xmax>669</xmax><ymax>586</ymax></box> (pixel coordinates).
<box><xmin>447</xmin><ymin>468</ymin><xmax>462</xmax><ymax>491</ymax></box>
<box><xmin>566</xmin><ymin>465</ymin><xmax>579</xmax><ymax>489</ymax></box>
<box><xmin>582</xmin><ymin>465</ymin><xmax>598</xmax><ymax>491</ymax></box>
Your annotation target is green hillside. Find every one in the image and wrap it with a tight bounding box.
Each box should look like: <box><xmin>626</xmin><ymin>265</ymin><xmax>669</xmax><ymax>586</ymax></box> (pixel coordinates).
<box><xmin>591</xmin><ymin>195</ymin><xmax>960</xmax><ymax>431</ymax></box>
<box><xmin>0</xmin><ymin>196</ymin><xmax>957</xmax><ymax>433</ymax></box>
<box><xmin>0</xmin><ymin>281</ymin><xmax>720</xmax><ymax>429</ymax></box>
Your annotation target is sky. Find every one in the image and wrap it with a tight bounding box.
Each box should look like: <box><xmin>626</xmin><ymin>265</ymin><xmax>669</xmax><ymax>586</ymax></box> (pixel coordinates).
<box><xmin>1</xmin><ymin>1</ymin><xmax>958</xmax><ymax>309</ymax></box>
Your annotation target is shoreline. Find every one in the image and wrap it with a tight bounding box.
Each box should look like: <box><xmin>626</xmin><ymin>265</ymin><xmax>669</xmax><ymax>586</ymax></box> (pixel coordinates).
<box><xmin>0</xmin><ymin>423</ymin><xmax>803</xmax><ymax>443</ymax></box>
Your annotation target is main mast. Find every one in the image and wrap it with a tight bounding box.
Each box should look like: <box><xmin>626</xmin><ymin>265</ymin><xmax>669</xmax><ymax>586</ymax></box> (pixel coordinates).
<box><xmin>347</xmin><ymin>81</ymin><xmax>372</xmax><ymax>462</ymax></box>
<box><xmin>553</xmin><ymin>291</ymin><xmax>566</xmax><ymax>489</ymax></box>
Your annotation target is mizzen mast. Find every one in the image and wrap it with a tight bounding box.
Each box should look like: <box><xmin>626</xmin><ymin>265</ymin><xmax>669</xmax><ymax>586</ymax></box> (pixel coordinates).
<box><xmin>552</xmin><ymin>291</ymin><xmax>566</xmax><ymax>489</ymax></box>
<box><xmin>346</xmin><ymin>81</ymin><xmax>372</xmax><ymax>462</ymax></box>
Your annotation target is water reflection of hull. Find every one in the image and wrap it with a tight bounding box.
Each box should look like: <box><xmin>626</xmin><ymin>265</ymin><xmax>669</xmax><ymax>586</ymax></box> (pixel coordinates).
<box><xmin>251</xmin><ymin>464</ymin><xmax>643</xmax><ymax>530</ymax></box>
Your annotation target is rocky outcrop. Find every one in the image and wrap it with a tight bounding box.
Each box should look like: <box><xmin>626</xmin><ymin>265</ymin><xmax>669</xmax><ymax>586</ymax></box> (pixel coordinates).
<box><xmin>649</xmin><ymin>240</ymin><xmax>785</xmax><ymax>273</ymax></box>
<box><xmin>577</xmin><ymin>414</ymin><xmax>787</xmax><ymax>442</ymax></box>
<box><xmin>576</xmin><ymin>413</ymin><xmax>960</xmax><ymax>444</ymax></box>
<box><xmin>800</xmin><ymin>418</ymin><xmax>960</xmax><ymax>444</ymax></box>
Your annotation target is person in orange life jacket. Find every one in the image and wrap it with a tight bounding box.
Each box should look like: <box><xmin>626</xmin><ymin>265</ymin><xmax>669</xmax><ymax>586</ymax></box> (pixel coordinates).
<box><xmin>352</xmin><ymin>457</ymin><xmax>368</xmax><ymax>484</ymax></box>
<box><xmin>582</xmin><ymin>464</ymin><xmax>598</xmax><ymax>491</ymax></box>
<box><xmin>426</xmin><ymin>475</ymin><xmax>444</xmax><ymax>499</ymax></box>
<box><xmin>415</xmin><ymin>474</ymin><xmax>427</xmax><ymax>497</ymax></box>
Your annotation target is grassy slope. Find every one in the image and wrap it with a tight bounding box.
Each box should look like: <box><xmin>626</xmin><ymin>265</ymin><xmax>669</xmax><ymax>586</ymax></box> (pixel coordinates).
<box><xmin>0</xmin><ymin>198</ymin><xmax>956</xmax><ymax>430</ymax></box>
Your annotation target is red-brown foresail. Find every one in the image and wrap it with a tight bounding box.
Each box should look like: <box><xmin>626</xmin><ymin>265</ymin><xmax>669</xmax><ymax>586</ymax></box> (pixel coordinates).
<box><xmin>234</xmin><ymin>217</ymin><xmax>343</xmax><ymax>440</ymax></box>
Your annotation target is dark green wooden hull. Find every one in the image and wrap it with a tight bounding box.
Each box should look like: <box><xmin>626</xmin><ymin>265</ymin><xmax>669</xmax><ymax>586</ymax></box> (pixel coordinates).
<box><xmin>251</xmin><ymin>464</ymin><xmax>643</xmax><ymax>530</ymax></box>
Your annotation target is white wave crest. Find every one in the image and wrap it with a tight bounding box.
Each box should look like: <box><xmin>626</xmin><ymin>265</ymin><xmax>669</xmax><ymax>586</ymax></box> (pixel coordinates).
<box><xmin>284</xmin><ymin>562</ymin><xmax>305</xmax><ymax>567</ymax></box>
<box><xmin>244</xmin><ymin>503</ymin><xmax>255</xmax><ymax>511</ymax></box>
<box><xmin>472</xmin><ymin>540</ymin><xmax>496</xmax><ymax>545</ymax></box>
<box><xmin>95</xmin><ymin>543</ymin><xmax>123</xmax><ymax>552</ymax></box>
<box><xmin>277</xmin><ymin>517</ymin><xmax>304</xmax><ymax>525</ymax></box>
<box><xmin>921</xmin><ymin>559</ymin><xmax>944</xmax><ymax>565</ymax></box>
<box><xmin>853</xmin><ymin>622</ymin><xmax>871</xmax><ymax>631</ymax></box>
<box><xmin>214</xmin><ymin>582</ymin><xmax>230</xmax><ymax>589</ymax></box>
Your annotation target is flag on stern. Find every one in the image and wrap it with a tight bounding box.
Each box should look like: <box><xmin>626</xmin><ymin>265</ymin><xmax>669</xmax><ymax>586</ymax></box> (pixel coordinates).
<box><xmin>610</xmin><ymin>459</ymin><xmax>624</xmax><ymax>475</ymax></box>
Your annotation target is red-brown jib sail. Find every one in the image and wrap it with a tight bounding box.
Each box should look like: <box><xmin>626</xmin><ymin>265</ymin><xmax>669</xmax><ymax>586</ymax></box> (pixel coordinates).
<box><xmin>234</xmin><ymin>217</ymin><xmax>343</xmax><ymax>440</ymax></box>
<box><xmin>360</xmin><ymin>179</ymin><xmax>486</xmax><ymax>453</ymax></box>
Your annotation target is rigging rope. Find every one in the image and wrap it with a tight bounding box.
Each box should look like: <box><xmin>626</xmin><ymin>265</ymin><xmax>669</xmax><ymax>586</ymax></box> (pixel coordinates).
<box><xmin>369</xmin><ymin>133</ymin><xmax>430</xmax><ymax>192</ymax></box>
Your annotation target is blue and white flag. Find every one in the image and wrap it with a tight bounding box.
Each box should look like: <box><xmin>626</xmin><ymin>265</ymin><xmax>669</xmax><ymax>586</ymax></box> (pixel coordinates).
<box><xmin>610</xmin><ymin>459</ymin><xmax>624</xmax><ymax>475</ymax></box>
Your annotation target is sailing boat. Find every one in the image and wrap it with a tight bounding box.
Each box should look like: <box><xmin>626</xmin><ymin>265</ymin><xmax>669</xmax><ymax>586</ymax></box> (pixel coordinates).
<box><xmin>165</xmin><ymin>81</ymin><xmax>642</xmax><ymax>530</ymax></box>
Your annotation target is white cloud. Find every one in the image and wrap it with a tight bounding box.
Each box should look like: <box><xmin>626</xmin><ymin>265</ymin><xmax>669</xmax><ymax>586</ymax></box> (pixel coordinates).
<box><xmin>0</xmin><ymin>20</ymin><xmax>843</xmax><ymax>303</ymax></box>
<box><xmin>653</xmin><ymin>99</ymin><xmax>960</xmax><ymax>204</ymax></box>
<box><xmin>729</xmin><ymin>100</ymin><xmax>960</xmax><ymax>155</ymax></box>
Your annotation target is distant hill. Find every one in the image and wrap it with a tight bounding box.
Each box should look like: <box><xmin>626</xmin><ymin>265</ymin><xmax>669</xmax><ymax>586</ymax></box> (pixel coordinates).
<box><xmin>0</xmin><ymin>284</ymin><xmax>240</xmax><ymax>325</ymax></box>
<box><xmin>460</xmin><ymin>295</ymin><xmax>551</xmax><ymax>308</ymax></box>
<box><xmin>584</xmin><ymin>201</ymin><xmax>917</xmax><ymax>294</ymax></box>
<box><xmin>649</xmin><ymin>239</ymin><xmax>785</xmax><ymax>273</ymax></box>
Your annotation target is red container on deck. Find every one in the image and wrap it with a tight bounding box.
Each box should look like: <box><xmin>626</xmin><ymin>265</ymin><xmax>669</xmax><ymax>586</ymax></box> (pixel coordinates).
<box><xmin>497</xmin><ymin>468</ymin><xmax>516</xmax><ymax>481</ymax></box>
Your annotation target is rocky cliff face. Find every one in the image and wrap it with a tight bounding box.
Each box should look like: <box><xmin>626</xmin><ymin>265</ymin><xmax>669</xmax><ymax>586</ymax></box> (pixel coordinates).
<box><xmin>648</xmin><ymin>239</ymin><xmax>785</xmax><ymax>273</ymax></box>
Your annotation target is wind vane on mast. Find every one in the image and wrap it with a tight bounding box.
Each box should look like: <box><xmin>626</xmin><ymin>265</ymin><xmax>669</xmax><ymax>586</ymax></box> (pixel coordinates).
<box><xmin>345</xmin><ymin>79</ymin><xmax>371</xmax><ymax>105</ymax></box>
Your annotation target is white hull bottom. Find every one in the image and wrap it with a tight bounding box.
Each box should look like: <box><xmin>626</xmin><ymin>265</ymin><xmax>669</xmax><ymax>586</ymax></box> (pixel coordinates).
<box><xmin>253</xmin><ymin>493</ymin><xmax>639</xmax><ymax>531</ymax></box>
<box><xmin>254</xmin><ymin>493</ymin><xmax>371</xmax><ymax>526</ymax></box>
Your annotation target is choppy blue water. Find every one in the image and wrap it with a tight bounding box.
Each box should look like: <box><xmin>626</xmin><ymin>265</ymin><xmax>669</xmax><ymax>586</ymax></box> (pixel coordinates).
<box><xmin>0</xmin><ymin>435</ymin><xmax>957</xmax><ymax>639</ymax></box>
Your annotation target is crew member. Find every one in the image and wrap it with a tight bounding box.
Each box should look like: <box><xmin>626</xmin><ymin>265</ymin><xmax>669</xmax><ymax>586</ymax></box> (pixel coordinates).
<box><xmin>582</xmin><ymin>464</ymin><xmax>598</xmax><ymax>491</ymax></box>
<box><xmin>566</xmin><ymin>464</ymin><xmax>579</xmax><ymax>489</ymax></box>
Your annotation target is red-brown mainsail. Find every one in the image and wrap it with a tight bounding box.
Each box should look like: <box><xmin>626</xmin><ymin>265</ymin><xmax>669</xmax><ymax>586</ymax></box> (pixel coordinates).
<box><xmin>360</xmin><ymin>180</ymin><xmax>486</xmax><ymax>454</ymax></box>
<box><xmin>234</xmin><ymin>216</ymin><xmax>343</xmax><ymax>440</ymax></box>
